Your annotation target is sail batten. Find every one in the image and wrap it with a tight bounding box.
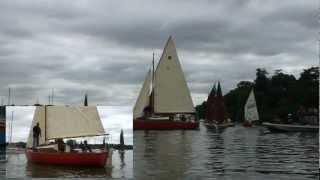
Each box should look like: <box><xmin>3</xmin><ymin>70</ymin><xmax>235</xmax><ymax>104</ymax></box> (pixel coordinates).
<box><xmin>244</xmin><ymin>89</ymin><xmax>259</xmax><ymax>122</ymax></box>
<box><xmin>133</xmin><ymin>70</ymin><xmax>152</xmax><ymax>119</ymax></box>
<box><xmin>153</xmin><ymin>37</ymin><xmax>195</xmax><ymax>113</ymax></box>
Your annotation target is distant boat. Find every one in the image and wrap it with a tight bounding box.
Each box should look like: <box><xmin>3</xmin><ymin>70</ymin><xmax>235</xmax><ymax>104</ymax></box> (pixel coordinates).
<box><xmin>119</xmin><ymin>129</ymin><xmax>125</xmax><ymax>152</ymax></box>
<box><xmin>26</xmin><ymin>105</ymin><xmax>108</xmax><ymax>167</ymax></box>
<box><xmin>243</xmin><ymin>88</ymin><xmax>259</xmax><ymax>127</ymax></box>
<box><xmin>262</xmin><ymin>122</ymin><xmax>318</xmax><ymax>132</ymax></box>
<box><xmin>205</xmin><ymin>82</ymin><xmax>234</xmax><ymax>129</ymax></box>
<box><xmin>0</xmin><ymin>106</ymin><xmax>5</xmax><ymax>146</ymax></box>
<box><xmin>133</xmin><ymin>36</ymin><xmax>199</xmax><ymax>130</ymax></box>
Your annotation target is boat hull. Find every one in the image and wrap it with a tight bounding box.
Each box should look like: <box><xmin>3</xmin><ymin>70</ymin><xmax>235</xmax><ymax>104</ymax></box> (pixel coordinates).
<box><xmin>133</xmin><ymin>119</ymin><xmax>199</xmax><ymax>130</ymax></box>
<box><xmin>204</xmin><ymin>122</ymin><xmax>234</xmax><ymax>129</ymax></box>
<box><xmin>243</xmin><ymin>121</ymin><xmax>253</xmax><ymax>127</ymax></box>
<box><xmin>262</xmin><ymin>122</ymin><xmax>319</xmax><ymax>132</ymax></box>
<box><xmin>26</xmin><ymin>149</ymin><xmax>108</xmax><ymax>167</ymax></box>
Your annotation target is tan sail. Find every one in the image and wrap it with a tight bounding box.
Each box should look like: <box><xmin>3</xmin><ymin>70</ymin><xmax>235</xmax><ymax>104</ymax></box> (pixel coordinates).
<box><xmin>27</xmin><ymin>106</ymin><xmax>105</xmax><ymax>148</ymax></box>
<box><xmin>154</xmin><ymin>36</ymin><xmax>195</xmax><ymax>113</ymax></box>
<box><xmin>133</xmin><ymin>70</ymin><xmax>152</xmax><ymax>119</ymax></box>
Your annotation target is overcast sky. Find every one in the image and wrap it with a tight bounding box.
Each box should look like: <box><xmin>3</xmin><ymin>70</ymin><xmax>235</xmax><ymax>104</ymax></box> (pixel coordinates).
<box><xmin>0</xmin><ymin>0</ymin><xmax>317</xmax><ymax>106</ymax></box>
<box><xmin>6</xmin><ymin>106</ymin><xmax>133</xmax><ymax>145</ymax></box>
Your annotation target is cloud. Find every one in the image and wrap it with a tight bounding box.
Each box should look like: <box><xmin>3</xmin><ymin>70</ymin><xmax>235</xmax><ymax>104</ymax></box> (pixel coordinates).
<box><xmin>0</xmin><ymin>0</ymin><xmax>317</xmax><ymax>106</ymax></box>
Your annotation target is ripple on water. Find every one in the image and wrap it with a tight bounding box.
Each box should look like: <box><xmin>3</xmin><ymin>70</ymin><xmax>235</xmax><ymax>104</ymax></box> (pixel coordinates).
<box><xmin>134</xmin><ymin>123</ymin><xmax>319</xmax><ymax>180</ymax></box>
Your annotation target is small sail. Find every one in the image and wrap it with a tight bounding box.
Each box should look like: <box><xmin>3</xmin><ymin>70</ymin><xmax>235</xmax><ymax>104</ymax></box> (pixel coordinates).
<box><xmin>205</xmin><ymin>84</ymin><xmax>216</xmax><ymax>121</ymax></box>
<box><xmin>133</xmin><ymin>70</ymin><xmax>152</xmax><ymax>119</ymax></box>
<box><xmin>154</xmin><ymin>36</ymin><xmax>195</xmax><ymax>113</ymax></box>
<box><xmin>244</xmin><ymin>89</ymin><xmax>259</xmax><ymax>123</ymax></box>
<box><xmin>27</xmin><ymin>106</ymin><xmax>105</xmax><ymax>148</ymax></box>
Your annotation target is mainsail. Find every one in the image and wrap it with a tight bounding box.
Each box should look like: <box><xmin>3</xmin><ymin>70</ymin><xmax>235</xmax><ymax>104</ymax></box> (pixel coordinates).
<box><xmin>153</xmin><ymin>36</ymin><xmax>195</xmax><ymax>113</ymax></box>
<box><xmin>27</xmin><ymin>106</ymin><xmax>105</xmax><ymax>148</ymax></box>
<box><xmin>244</xmin><ymin>89</ymin><xmax>259</xmax><ymax>123</ymax></box>
<box><xmin>205</xmin><ymin>84</ymin><xmax>216</xmax><ymax>122</ymax></box>
<box><xmin>133</xmin><ymin>70</ymin><xmax>152</xmax><ymax>119</ymax></box>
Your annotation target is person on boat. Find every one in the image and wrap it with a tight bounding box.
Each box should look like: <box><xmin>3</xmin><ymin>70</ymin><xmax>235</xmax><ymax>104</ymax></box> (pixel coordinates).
<box><xmin>56</xmin><ymin>138</ymin><xmax>65</xmax><ymax>152</ymax></box>
<box><xmin>32</xmin><ymin>123</ymin><xmax>41</xmax><ymax>149</ymax></box>
<box><xmin>180</xmin><ymin>115</ymin><xmax>186</xmax><ymax>122</ymax></box>
<box><xmin>84</xmin><ymin>140</ymin><xmax>92</xmax><ymax>152</ymax></box>
<box><xmin>80</xmin><ymin>141</ymin><xmax>85</xmax><ymax>152</ymax></box>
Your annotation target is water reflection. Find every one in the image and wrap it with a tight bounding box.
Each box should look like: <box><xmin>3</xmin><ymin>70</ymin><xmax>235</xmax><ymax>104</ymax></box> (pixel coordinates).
<box><xmin>1</xmin><ymin>149</ymin><xmax>132</xmax><ymax>179</ymax></box>
<box><xmin>134</xmin><ymin>122</ymin><xmax>319</xmax><ymax>179</ymax></box>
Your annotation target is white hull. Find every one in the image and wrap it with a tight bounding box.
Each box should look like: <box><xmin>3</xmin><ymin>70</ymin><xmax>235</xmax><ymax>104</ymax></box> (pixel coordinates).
<box><xmin>263</xmin><ymin>122</ymin><xmax>318</xmax><ymax>132</ymax></box>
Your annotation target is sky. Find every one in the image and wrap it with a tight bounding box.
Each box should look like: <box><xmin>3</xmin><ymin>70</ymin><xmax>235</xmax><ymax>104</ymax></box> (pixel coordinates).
<box><xmin>6</xmin><ymin>106</ymin><xmax>133</xmax><ymax>145</ymax></box>
<box><xmin>0</xmin><ymin>0</ymin><xmax>317</xmax><ymax>107</ymax></box>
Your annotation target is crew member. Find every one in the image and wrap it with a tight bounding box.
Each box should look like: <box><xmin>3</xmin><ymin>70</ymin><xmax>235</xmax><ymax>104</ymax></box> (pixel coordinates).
<box><xmin>33</xmin><ymin>123</ymin><xmax>41</xmax><ymax>149</ymax></box>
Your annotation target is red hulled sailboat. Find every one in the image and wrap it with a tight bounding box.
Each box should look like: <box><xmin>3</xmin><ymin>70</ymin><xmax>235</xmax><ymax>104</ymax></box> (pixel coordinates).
<box><xmin>26</xmin><ymin>105</ymin><xmax>108</xmax><ymax>167</ymax></box>
<box><xmin>205</xmin><ymin>82</ymin><xmax>234</xmax><ymax>129</ymax></box>
<box><xmin>133</xmin><ymin>36</ymin><xmax>199</xmax><ymax>130</ymax></box>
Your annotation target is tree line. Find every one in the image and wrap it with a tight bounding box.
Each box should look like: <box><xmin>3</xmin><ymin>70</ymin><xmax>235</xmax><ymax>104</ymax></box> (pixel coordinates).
<box><xmin>196</xmin><ymin>66</ymin><xmax>319</xmax><ymax>122</ymax></box>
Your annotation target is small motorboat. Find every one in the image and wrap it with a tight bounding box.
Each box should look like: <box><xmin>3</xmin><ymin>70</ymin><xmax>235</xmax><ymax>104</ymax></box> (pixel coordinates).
<box><xmin>262</xmin><ymin>122</ymin><xmax>319</xmax><ymax>132</ymax></box>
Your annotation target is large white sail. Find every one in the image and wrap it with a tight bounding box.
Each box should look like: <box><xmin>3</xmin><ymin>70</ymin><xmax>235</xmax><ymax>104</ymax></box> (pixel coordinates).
<box><xmin>133</xmin><ymin>70</ymin><xmax>152</xmax><ymax>119</ymax></box>
<box><xmin>154</xmin><ymin>36</ymin><xmax>195</xmax><ymax>113</ymax></box>
<box><xmin>27</xmin><ymin>106</ymin><xmax>105</xmax><ymax>148</ymax></box>
<box><xmin>244</xmin><ymin>89</ymin><xmax>259</xmax><ymax>122</ymax></box>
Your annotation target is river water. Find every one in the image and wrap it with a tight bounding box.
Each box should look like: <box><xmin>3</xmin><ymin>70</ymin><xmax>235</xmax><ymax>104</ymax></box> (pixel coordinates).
<box><xmin>0</xmin><ymin>149</ymin><xmax>133</xmax><ymax>179</ymax></box>
<box><xmin>134</xmin><ymin>122</ymin><xmax>319</xmax><ymax>179</ymax></box>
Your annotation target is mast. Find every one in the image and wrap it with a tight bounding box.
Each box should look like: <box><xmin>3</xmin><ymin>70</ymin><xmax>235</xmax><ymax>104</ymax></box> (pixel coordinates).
<box><xmin>151</xmin><ymin>52</ymin><xmax>155</xmax><ymax>113</ymax></box>
<box><xmin>84</xmin><ymin>92</ymin><xmax>88</xmax><ymax>106</ymax></box>
<box><xmin>51</xmin><ymin>89</ymin><xmax>54</xmax><ymax>105</ymax></box>
<box><xmin>10</xmin><ymin>111</ymin><xmax>13</xmax><ymax>143</ymax></box>
<box><xmin>8</xmin><ymin>87</ymin><xmax>11</xmax><ymax>105</ymax></box>
<box><xmin>44</xmin><ymin>105</ymin><xmax>47</xmax><ymax>142</ymax></box>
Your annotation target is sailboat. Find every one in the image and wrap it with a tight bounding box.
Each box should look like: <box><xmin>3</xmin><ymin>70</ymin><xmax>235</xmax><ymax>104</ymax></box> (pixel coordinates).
<box><xmin>133</xmin><ymin>36</ymin><xmax>199</xmax><ymax>130</ymax></box>
<box><xmin>25</xmin><ymin>105</ymin><xmax>109</xmax><ymax>167</ymax></box>
<box><xmin>243</xmin><ymin>88</ymin><xmax>259</xmax><ymax>127</ymax></box>
<box><xmin>204</xmin><ymin>82</ymin><xmax>234</xmax><ymax>129</ymax></box>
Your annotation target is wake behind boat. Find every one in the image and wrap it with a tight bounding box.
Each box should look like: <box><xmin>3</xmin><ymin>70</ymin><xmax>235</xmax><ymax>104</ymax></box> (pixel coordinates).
<box><xmin>26</xmin><ymin>105</ymin><xmax>109</xmax><ymax>167</ymax></box>
<box><xmin>133</xmin><ymin>36</ymin><xmax>199</xmax><ymax>130</ymax></box>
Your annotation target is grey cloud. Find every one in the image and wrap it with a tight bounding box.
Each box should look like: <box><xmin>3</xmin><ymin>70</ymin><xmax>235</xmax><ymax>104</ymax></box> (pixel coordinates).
<box><xmin>0</xmin><ymin>0</ymin><xmax>317</xmax><ymax>106</ymax></box>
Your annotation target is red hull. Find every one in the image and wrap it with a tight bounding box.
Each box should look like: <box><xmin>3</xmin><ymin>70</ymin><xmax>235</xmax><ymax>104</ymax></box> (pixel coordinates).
<box><xmin>133</xmin><ymin>119</ymin><xmax>199</xmax><ymax>130</ymax></box>
<box><xmin>243</xmin><ymin>121</ymin><xmax>253</xmax><ymax>127</ymax></box>
<box><xmin>26</xmin><ymin>149</ymin><xmax>108</xmax><ymax>167</ymax></box>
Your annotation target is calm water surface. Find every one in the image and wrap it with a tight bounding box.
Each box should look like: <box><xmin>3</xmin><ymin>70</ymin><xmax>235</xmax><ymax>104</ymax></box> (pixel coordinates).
<box><xmin>0</xmin><ymin>149</ymin><xmax>133</xmax><ymax>179</ymax></box>
<box><xmin>134</xmin><ymin>122</ymin><xmax>319</xmax><ymax>180</ymax></box>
